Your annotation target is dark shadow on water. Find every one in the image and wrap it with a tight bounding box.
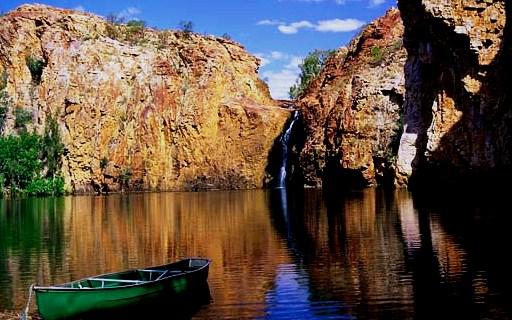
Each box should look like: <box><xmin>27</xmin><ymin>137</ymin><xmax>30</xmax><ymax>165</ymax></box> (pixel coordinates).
<box><xmin>409</xmin><ymin>188</ymin><xmax>512</xmax><ymax>320</ymax></box>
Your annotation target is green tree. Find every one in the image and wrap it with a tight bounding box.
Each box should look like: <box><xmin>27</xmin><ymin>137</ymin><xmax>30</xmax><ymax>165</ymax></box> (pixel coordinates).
<box><xmin>179</xmin><ymin>21</ymin><xmax>194</xmax><ymax>35</ymax></box>
<box><xmin>41</xmin><ymin>115</ymin><xmax>64</xmax><ymax>178</ymax></box>
<box><xmin>0</xmin><ymin>133</ymin><xmax>41</xmax><ymax>191</ymax></box>
<box><xmin>288</xmin><ymin>49</ymin><xmax>335</xmax><ymax>99</ymax></box>
<box><xmin>14</xmin><ymin>108</ymin><xmax>32</xmax><ymax>131</ymax></box>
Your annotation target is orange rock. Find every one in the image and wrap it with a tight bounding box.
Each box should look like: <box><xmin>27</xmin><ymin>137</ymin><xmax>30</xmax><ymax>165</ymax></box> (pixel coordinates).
<box><xmin>0</xmin><ymin>4</ymin><xmax>290</xmax><ymax>193</ymax></box>
<box><xmin>297</xmin><ymin>9</ymin><xmax>406</xmax><ymax>187</ymax></box>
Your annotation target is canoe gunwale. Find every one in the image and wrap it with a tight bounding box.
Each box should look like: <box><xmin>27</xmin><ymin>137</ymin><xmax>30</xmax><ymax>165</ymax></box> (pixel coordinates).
<box><xmin>33</xmin><ymin>258</ymin><xmax>211</xmax><ymax>292</ymax></box>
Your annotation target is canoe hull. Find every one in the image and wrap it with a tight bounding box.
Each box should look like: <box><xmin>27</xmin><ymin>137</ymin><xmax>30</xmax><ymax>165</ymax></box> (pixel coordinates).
<box><xmin>35</xmin><ymin>258</ymin><xmax>210</xmax><ymax>320</ymax></box>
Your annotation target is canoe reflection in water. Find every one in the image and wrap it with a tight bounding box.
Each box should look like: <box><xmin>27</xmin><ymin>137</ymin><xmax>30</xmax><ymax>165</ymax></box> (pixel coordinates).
<box><xmin>33</xmin><ymin>258</ymin><xmax>211</xmax><ymax>320</ymax></box>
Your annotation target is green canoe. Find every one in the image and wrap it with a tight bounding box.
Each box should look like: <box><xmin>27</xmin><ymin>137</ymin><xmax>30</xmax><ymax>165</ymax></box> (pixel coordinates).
<box><xmin>34</xmin><ymin>258</ymin><xmax>211</xmax><ymax>320</ymax></box>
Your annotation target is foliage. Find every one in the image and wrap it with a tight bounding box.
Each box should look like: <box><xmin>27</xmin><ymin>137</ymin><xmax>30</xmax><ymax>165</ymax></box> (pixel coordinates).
<box><xmin>390</xmin><ymin>39</ymin><xmax>403</xmax><ymax>52</ymax></box>
<box><xmin>14</xmin><ymin>108</ymin><xmax>32</xmax><ymax>130</ymax></box>
<box><xmin>179</xmin><ymin>21</ymin><xmax>194</xmax><ymax>38</ymax></box>
<box><xmin>221</xmin><ymin>33</ymin><xmax>232</xmax><ymax>41</ymax></box>
<box><xmin>26</xmin><ymin>56</ymin><xmax>46</xmax><ymax>84</ymax></box>
<box><xmin>0</xmin><ymin>71</ymin><xmax>9</xmax><ymax>132</ymax></box>
<box><xmin>288</xmin><ymin>49</ymin><xmax>335</xmax><ymax>99</ymax></box>
<box><xmin>100</xmin><ymin>157</ymin><xmax>109</xmax><ymax>171</ymax></box>
<box><xmin>125</xmin><ymin>20</ymin><xmax>147</xmax><ymax>44</ymax></box>
<box><xmin>179</xmin><ymin>21</ymin><xmax>194</xmax><ymax>33</ymax></box>
<box><xmin>104</xmin><ymin>13</ymin><xmax>123</xmax><ymax>40</ymax></box>
<box><xmin>106</xmin><ymin>13</ymin><xmax>124</xmax><ymax>25</ymax></box>
<box><xmin>0</xmin><ymin>116</ymin><xmax>65</xmax><ymax>197</ymax></box>
<box><xmin>118</xmin><ymin>167</ymin><xmax>133</xmax><ymax>190</ymax></box>
<box><xmin>0</xmin><ymin>133</ymin><xmax>41</xmax><ymax>191</ymax></box>
<box><xmin>0</xmin><ymin>105</ymin><xmax>7</xmax><ymax>133</ymax></box>
<box><xmin>105</xmin><ymin>23</ymin><xmax>120</xmax><ymax>40</ymax></box>
<box><xmin>25</xmin><ymin>177</ymin><xmax>64</xmax><ymax>196</ymax></box>
<box><xmin>0</xmin><ymin>70</ymin><xmax>6</xmax><ymax>91</ymax></box>
<box><xmin>41</xmin><ymin>115</ymin><xmax>64</xmax><ymax>178</ymax></box>
<box><xmin>370</xmin><ymin>46</ymin><xmax>384</xmax><ymax>65</ymax></box>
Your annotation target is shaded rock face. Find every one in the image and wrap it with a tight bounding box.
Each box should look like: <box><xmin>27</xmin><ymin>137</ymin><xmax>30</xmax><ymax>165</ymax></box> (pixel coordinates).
<box><xmin>297</xmin><ymin>9</ymin><xmax>406</xmax><ymax>188</ymax></box>
<box><xmin>396</xmin><ymin>0</ymin><xmax>512</xmax><ymax>186</ymax></box>
<box><xmin>0</xmin><ymin>5</ymin><xmax>290</xmax><ymax>192</ymax></box>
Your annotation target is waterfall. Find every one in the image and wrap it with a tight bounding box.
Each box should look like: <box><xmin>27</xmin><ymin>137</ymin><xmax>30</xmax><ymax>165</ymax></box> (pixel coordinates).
<box><xmin>277</xmin><ymin>110</ymin><xmax>299</xmax><ymax>188</ymax></box>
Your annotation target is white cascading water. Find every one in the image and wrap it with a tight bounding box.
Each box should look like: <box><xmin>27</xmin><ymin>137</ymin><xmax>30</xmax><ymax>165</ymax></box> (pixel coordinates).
<box><xmin>277</xmin><ymin>111</ymin><xmax>299</xmax><ymax>188</ymax></box>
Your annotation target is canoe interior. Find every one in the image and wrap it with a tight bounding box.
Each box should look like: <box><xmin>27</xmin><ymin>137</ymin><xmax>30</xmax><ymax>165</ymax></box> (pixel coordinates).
<box><xmin>38</xmin><ymin>258</ymin><xmax>210</xmax><ymax>290</ymax></box>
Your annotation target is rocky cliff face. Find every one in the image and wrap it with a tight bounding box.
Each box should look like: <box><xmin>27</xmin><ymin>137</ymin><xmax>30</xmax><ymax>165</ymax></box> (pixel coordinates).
<box><xmin>396</xmin><ymin>0</ymin><xmax>511</xmax><ymax>186</ymax></box>
<box><xmin>0</xmin><ymin>5</ymin><xmax>290</xmax><ymax>192</ymax></box>
<box><xmin>297</xmin><ymin>9</ymin><xmax>406</xmax><ymax>188</ymax></box>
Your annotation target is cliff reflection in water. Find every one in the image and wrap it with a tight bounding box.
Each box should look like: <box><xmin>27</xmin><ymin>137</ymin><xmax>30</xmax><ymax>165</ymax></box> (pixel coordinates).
<box><xmin>1</xmin><ymin>189</ymin><xmax>512</xmax><ymax>319</ymax></box>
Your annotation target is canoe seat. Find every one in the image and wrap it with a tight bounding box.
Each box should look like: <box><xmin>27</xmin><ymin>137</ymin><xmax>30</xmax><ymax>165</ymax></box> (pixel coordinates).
<box><xmin>138</xmin><ymin>269</ymin><xmax>166</xmax><ymax>273</ymax></box>
<box><xmin>88</xmin><ymin>278</ymin><xmax>145</xmax><ymax>288</ymax></box>
<box><xmin>90</xmin><ymin>278</ymin><xmax>145</xmax><ymax>283</ymax></box>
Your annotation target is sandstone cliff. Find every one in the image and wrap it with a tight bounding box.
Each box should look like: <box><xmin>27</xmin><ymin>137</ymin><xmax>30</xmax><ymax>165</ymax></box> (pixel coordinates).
<box><xmin>396</xmin><ymin>0</ymin><xmax>511</xmax><ymax>186</ymax></box>
<box><xmin>297</xmin><ymin>9</ymin><xmax>406</xmax><ymax>188</ymax></box>
<box><xmin>0</xmin><ymin>5</ymin><xmax>290</xmax><ymax>192</ymax></box>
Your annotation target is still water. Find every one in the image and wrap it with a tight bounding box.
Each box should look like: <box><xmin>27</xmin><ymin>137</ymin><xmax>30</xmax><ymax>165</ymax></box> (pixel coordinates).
<box><xmin>0</xmin><ymin>188</ymin><xmax>511</xmax><ymax>319</ymax></box>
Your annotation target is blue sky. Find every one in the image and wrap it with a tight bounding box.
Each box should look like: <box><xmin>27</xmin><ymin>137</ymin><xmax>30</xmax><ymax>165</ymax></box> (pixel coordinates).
<box><xmin>0</xmin><ymin>0</ymin><xmax>393</xmax><ymax>99</ymax></box>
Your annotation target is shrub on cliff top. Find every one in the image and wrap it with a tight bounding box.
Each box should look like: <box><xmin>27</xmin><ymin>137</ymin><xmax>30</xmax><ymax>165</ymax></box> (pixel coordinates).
<box><xmin>289</xmin><ymin>49</ymin><xmax>335</xmax><ymax>99</ymax></box>
<box><xmin>179</xmin><ymin>21</ymin><xmax>194</xmax><ymax>34</ymax></box>
<box><xmin>125</xmin><ymin>20</ymin><xmax>147</xmax><ymax>44</ymax></box>
<box><xmin>178</xmin><ymin>21</ymin><xmax>194</xmax><ymax>39</ymax></box>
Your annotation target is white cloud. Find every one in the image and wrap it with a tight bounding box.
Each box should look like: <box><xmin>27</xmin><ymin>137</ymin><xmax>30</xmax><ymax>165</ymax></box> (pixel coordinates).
<box><xmin>270</xmin><ymin>51</ymin><xmax>289</xmax><ymax>60</ymax></box>
<box><xmin>286</xmin><ymin>56</ymin><xmax>304</xmax><ymax>69</ymax></box>
<box><xmin>283</xmin><ymin>0</ymin><xmax>385</xmax><ymax>6</ymax></box>
<box><xmin>257</xmin><ymin>53</ymin><xmax>304</xmax><ymax>99</ymax></box>
<box><xmin>74</xmin><ymin>5</ymin><xmax>85</xmax><ymax>12</ymax></box>
<box><xmin>256</xmin><ymin>19</ymin><xmax>283</xmax><ymax>26</ymax></box>
<box><xmin>316</xmin><ymin>18</ymin><xmax>365</xmax><ymax>32</ymax></box>
<box><xmin>118</xmin><ymin>7</ymin><xmax>141</xmax><ymax>20</ymax></box>
<box><xmin>369</xmin><ymin>0</ymin><xmax>385</xmax><ymax>6</ymax></box>
<box><xmin>277</xmin><ymin>20</ymin><xmax>315</xmax><ymax>34</ymax></box>
<box><xmin>262</xmin><ymin>69</ymin><xmax>300</xmax><ymax>99</ymax></box>
<box><xmin>258</xmin><ymin>17</ymin><xmax>364</xmax><ymax>35</ymax></box>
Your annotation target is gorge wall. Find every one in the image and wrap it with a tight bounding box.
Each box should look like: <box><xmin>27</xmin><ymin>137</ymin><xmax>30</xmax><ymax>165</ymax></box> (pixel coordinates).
<box><xmin>0</xmin><ymin>5</ymin><xmax>290</xmax><ymax>193</ymax></box>
<box><xmin>396</xmin><ymin>0</ymin><xmax>512</xmax><ymax>186</ymax></box>
<box><xmin>297</xmin><ymin>9</ymin><xmax>406</xmax><ymax>188</ymax></box>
